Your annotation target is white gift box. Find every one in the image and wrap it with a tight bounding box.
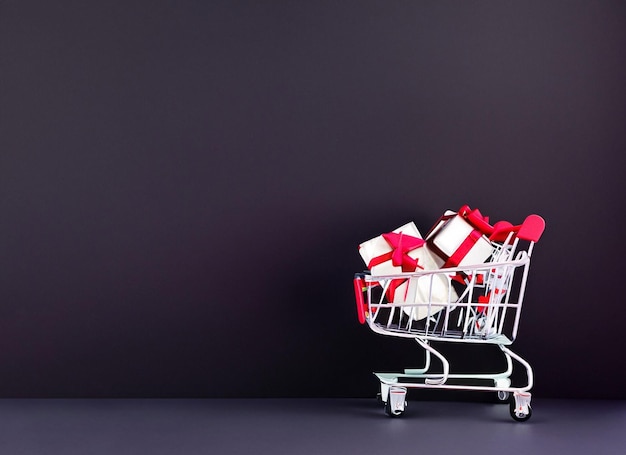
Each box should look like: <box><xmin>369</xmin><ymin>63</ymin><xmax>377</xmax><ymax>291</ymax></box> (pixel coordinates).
<box><xmin>358</xmin><ymin>222</ymin><xmax>457</xmax><ymax>321</ymax></box>
<box><xmin>388</xmin><ymin>252</ymin><xmax>457</xmax><ymax>321</ymax></box>
<box><xmin>426</xmin><ymin>210</ymin><xmax>494</xmax><ymax>268</ymax></box>
<box><xmin>358</xmin><ymin>222</ymin><xmax>425</xmax><ymax>275</ymax></box>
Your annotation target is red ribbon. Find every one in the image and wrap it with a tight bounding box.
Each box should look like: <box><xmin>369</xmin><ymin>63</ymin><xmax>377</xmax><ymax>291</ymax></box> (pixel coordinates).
<box><xmin>477</xmin><ymin>288</ymin><xmax>505</xmax><ymax>313</ymax></box>
<box><xmin>458</xmin><ymin>205</ymin><xmax>493</xmax><ymax>235</ymax></box>
<box><xmin>366</xmin><ymin>231</ymin><xmax>425</xmax><ymax>304</ymax></box>
<box><xmin>367</xmin><ymin>231</ymin><xmax>425</xmax><ymax>273</ymax></box>
<box><xmin>443</xmin><ymin>229</ymin><xmax>483</xmax><ymax>268</ymax></box>
<box><xmin>459</xmin><ymin>205</ymin><xmax>521</xmax><ymax>243</ymax></box>
<box><xmin>429</xmin><ymin>205</ymin><xmax>521</xmax><ymax>268</ymax></box>
<box><xmin>477</xmin><ymin>293</ymin><xmax>490</xmax><ymax>313</ymax></box>
<box><xmin>386</xmin><ymin>278</ymin><xmax>407</xmax><ymax>302</ymax></box>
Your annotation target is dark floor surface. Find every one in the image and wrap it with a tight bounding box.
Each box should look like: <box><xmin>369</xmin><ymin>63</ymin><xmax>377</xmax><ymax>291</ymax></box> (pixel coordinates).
<box><xmin>0</xmin><ymin>398</ymin><xmax>624</xmax><ymax>454</ymax></box>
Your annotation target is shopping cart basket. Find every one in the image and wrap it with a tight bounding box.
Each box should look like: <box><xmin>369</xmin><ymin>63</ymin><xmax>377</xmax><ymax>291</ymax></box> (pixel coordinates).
<box><xmin>353</xmin><ymin>214</ymin><xmax>545</xmax><ymax>421</ymax></box>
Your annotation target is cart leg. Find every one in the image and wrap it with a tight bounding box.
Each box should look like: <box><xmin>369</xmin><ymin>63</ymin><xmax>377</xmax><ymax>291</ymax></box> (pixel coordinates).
<box><xmin>404</xmin><ymin>342</ymin><xmax>432</xmax><ymax>375</ymax></box>
<box><xmin>499</xmin><ymin>345</ymin><xmax>533</xmax><ymax>391</ymax></box>
<box><xmin>414</xmin><ymin>338</ymin><xmax>449</xmax><ymax>385</ymax></box>
<box><xmin>385</xmin><ymin>386</ymin><xmax>407</xmax><ymax>417</ymax></box>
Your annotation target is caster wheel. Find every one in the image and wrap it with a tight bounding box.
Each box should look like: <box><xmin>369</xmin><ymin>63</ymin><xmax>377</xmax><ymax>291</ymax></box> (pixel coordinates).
<box><xmin>376</xmin><ymin>393</ymin><xmax>383</xmax><ymax>405</ymax></box>
<box><xmin>384</xmin><ymin>399</ymin><xmax>405</xmax><ymax>417</ymax></box>
<box><xmin>509</xmin><ymin>397</ymin><xmax>532</xmax><ymax>422</ymax></box>
<box><xmin>384</xmin><ymin>387</ymin><xmax>407</xmax><ymax>417</ymax></box>
<box><xmin>497</xmin><ymin>390</ymin><xmax>510</xmax><ymax>402</ymax></box>
<box><xmin>494</xmin><ymin>379</ymin><xmax>511</xmax><ymax>403</ymax></box>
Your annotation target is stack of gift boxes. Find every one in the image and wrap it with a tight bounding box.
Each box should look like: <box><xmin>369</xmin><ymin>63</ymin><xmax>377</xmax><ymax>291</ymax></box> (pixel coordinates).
<box><xmin>358</xmin><ymin>205</ymin><xmax>523</xmax><ymax>321</ymax></box>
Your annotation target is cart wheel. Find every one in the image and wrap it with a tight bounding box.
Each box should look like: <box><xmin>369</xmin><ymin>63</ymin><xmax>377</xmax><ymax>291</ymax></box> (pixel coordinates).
<box><xmin>497</xmin><ymin>391</ymin><xmax>510</xmax><ymax>402</ymax></box>
<box><xmin>384</xmin><ymin>387</ymin><xmax>407</xmax><ymax>417</ymax></box>
<box><xmin>509</xmin><ymin>397</ymin><xmax>532</xmax><ymax>422</ymax></box>
<box><xmin>376</xmin><ymin>393</ymin><xmax>383</xmax><ymax>405</ymax></box>
<box><xmin>384</xmin><ymin>399</ymin><xmax>405</xmax><ymax>418</ymax></box>
<box><xmin>494</xmin><ymin>378</ymin><xmax>511</xmax><ymax>403</ymax></box>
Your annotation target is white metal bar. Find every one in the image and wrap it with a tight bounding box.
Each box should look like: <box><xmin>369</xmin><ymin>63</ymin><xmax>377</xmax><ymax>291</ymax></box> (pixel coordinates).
<box><xmin>414</xmin><ymin>338</ymin><xmax>449</xmax><ymax>385</ymax></box>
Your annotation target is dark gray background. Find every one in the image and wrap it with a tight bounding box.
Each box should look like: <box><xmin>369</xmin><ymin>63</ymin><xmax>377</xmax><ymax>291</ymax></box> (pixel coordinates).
<box><xmin>0</xmin><ymin>0</ymin><xmax>624</xmax><ymax>398</ymax></box>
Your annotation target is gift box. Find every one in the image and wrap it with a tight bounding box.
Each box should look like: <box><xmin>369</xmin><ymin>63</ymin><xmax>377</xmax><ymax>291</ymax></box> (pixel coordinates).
<box><xmin>358</xmin><ymin>223</ymin><xmax>457</xmax><ymax>321</ymax></box>
<box><xmin>388</xmin><ymin>258</ymin><xmax>457</xmax><ymax>321</ymax></box>
<box><xmin>425</xmin><ymin>206</ymin><xmax>496</xmax><ymax>268</ymax></box>
<box><xmin>358</xmin><ymin>222</ymin><xmax>426</xmax><ymax>276</ymax></box>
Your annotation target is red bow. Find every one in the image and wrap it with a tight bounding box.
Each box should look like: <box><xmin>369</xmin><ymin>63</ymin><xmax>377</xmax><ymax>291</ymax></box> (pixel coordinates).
<box><xmin>367</xmin><ymin>231</ymin><xmax>425</xmax><ymax>272</ymax></box>
<box><xmin>459</xmin><ymin>205</ymin><xmax>520</xmax><ymax>243</ymax></box>
<box><xmin>381</xmin><ymin>232</ymin><xmax>425</xmax><ymax>272</ymax></box>
<box><xmin>459</xmin><ymin>205</ymin><xmax>493</xmax><ymax>235</ymax></box>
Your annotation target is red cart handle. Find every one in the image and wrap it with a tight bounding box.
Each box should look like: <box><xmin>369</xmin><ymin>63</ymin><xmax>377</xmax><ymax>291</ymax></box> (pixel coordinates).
<box><xmin>517</xmin><ymin>214</ymin><xmax>545</xmax><ymax>242</ymax></box>
<box><xmin>353</xmin><ymin>276</ymin><xmax>367</xmax><ymax>324</ymax></box>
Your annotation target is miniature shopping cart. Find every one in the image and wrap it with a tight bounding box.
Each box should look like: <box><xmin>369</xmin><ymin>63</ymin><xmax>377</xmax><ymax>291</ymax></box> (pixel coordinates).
<box><xmin>353</xmin><ymin>214</ymin><xmax>545</xmax><ymax>422</ymax></box>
